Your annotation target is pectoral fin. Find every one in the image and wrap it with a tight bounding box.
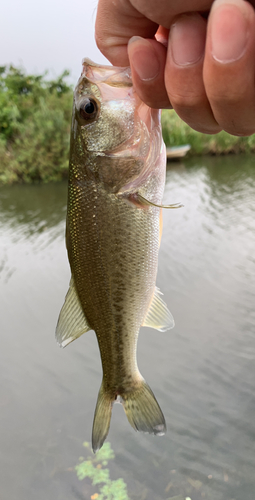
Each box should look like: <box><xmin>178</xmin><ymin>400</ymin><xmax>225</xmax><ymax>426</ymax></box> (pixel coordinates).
<box><xmin>137</xmin><ymin>194</ymin><xmax>183</xmax><ymax>209</ymax></box>
<box><xmin>142</xmin><ymin>287</ymin><xmax>174</xmax><ymax>332</ymax></box>
<box><xmin>56</xmin><ymin>276</ymin><xmax>91</xmax><ymax>347</ymax></box>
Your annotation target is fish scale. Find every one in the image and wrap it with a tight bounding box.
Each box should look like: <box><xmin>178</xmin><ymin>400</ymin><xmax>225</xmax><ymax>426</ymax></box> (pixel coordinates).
<box><xmin>56</xmin><ymin>59</ymin><xmax>176</xmax><ymax>452</ymax></box>
<box><xmin>69</xmin><ymin>184</ymin><xmax>158</xmax><ymax>375</ymax></box>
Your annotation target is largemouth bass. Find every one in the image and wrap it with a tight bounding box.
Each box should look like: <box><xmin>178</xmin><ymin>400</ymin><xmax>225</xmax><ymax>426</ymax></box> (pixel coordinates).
<box><xmin>56</xmin><ymin>59</ymin><xmax>179</xmax><ymax>452</ymax></box>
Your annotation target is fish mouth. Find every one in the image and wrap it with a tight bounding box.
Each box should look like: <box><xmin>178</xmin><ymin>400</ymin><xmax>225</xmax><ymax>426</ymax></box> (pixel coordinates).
<box><xmin>79</xmin><ymin>58</ymin><xmax>161</xmax><ymax>134</ymax></box>
<box><xmin>82</xmin><ymin>58</ymin><xmax>133</xmax><ymax>88</ymax></box>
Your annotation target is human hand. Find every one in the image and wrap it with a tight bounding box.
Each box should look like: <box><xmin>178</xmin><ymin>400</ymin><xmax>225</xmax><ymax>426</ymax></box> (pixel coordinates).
<box><xmin>95</xmin><ymin>0</ymin><xmax>255</xmax><ymax>136</ymax></box>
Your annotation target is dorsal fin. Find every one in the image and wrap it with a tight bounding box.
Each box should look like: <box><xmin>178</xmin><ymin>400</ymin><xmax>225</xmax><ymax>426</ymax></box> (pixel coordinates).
<box><xmin>56</xmin><ymin>276</ymin><xmax>91</xmax><ymax>347</ymax></box>
<box><xmin>142</xmin><ymin>287</ymin><xmax>174</xmax><ymax>332</ymax></box>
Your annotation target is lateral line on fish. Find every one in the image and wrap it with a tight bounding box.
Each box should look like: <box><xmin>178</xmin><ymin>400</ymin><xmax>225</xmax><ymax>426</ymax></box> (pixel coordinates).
<box><xmin>93</xmin><ymin>190</ymin><xmax>123</xmax><ymax>380</ymax></box>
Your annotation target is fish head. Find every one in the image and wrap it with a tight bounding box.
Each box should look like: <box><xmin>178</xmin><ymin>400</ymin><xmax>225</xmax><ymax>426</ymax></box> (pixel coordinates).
<box><xmin>71</xmin><ymin>59</ymin><xmax>165</xmax><ymax>195</ymax></box>
<box><xmin>73</xmin><ymin>59</ymin><xmax>136</xmax><ymax>152</ymax></box>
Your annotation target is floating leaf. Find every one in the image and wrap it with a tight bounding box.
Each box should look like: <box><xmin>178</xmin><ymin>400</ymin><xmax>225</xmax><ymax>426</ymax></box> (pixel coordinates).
<box><xmin>75</xmin><ymin>460</ymin><xmax>95</xmax><ymax>481</ymax></box>
<box><xmin>91</xmin><ymin>467</ymin><xmax>110</xmax><ymax>486</ymax></box>
<box><xmin>94</xmin><ymin>442</ymin><xmax>115</xmax><ymax>463</ymax></box>
<box><xmin>75</xmin><ymin>441</ymin><xmax>130</xmax><ymax>499</ymax></box>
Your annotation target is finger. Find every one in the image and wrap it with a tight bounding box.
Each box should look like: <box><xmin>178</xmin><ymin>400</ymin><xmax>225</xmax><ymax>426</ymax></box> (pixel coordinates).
<box><xmin>95</xmin><ymin>0</ymin><xmax>158</xmax><ymax>66</ymax></box>
<box><xmin>128</xmin><ymin>37</ymin><xmax>171</xmax><ymax>108</ymax></box>
<box><xmin>165</xmin><ymin>13</ymin><xmax>221</xmax><ymax>133</ymax></box>
<box><xmin>95</xmin><ymin>0</ymin><xmax>255</xmax><ymax>67</ymax></box>
<box><xmin>95</xmin><ymin>0</ymin><xmax>215</xmax><ymax>66</ymax></box>
<box><xmin>118</xmin><ymin>0</ymin><xmax>215</xmax><ymax>26</ymax></box>
<box><xmin>204</xmin><ymin>0</ymin><xmax>255</xmax><ymax>136</ymax></box>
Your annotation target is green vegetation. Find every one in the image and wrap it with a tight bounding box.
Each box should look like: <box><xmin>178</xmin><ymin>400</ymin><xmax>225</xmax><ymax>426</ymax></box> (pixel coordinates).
<box><xmin>0</xmin><ymin>65</ymin><xmax>255</xmax><ymax>185</ymax></box>
<box><xmin>75</xmin><ymin>441</ymin><xmax>130</xmax><ymax>500</ymax></box>
<box><xmin>0</xmin><ymin>65</ymin><xmax>73</xmax><ymax>184</ymax></box>
<box><xmin>161</xmin><ymin>109</ymin><xmax>255</xmax><ymax>154</ymax></box>
<box><xmin>74</xmin><ymin>441</ymin><xmax>197</xmax><ymax>500</ymax></box>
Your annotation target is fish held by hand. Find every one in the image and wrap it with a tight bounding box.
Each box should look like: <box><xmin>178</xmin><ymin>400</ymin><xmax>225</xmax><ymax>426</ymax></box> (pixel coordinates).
<box><xmin>56</xmin><ymin>59</ymin><xmax>179</xmax><ymax>452</ymax></box>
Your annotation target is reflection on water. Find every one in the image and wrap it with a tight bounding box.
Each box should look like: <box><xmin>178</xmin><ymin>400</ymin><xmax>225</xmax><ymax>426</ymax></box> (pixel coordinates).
<box><xmin>0</xmin><ymin>182</ymin><xmax>68</xmax><ymax>233</ymax></box>
<box><xmin>0</xmin><ymin>183</ymin><xmax>67</xmax><ymax>284</ymax></box>
<box><xmin>0</xmin><ymin>156</ymin><xmax>255</xmax><ymax>500</ymax></box>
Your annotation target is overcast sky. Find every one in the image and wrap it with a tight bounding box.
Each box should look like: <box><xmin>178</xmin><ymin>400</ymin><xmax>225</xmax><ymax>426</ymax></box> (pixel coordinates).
<box><xmin>1</xmin><ymin>0</ymin><xmax>108</xmax><ymax>83</ymax></box>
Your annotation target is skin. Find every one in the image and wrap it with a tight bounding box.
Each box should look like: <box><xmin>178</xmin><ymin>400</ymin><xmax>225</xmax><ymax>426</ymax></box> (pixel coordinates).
<box><xmin>95</xmin><ymin>0</ymin><xmax>255</xmax><ymax>136</ymax></box>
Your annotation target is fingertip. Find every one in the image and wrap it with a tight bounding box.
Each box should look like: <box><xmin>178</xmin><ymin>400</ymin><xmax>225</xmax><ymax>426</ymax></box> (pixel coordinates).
<box><xmin>169</xmin><ymin>13</ymin><xmax>206</xmax><ymax>67</ymax></box>
<box><xmin>208</xmin><ymin>0</ymin><xmax>254</xmax><ymax>63</ymax></box>
<box><xmin>164</xmin><ymin>13</ymin><xmax>219</xmax><ymax>132</ymax></box>
<box><xmin>203</xmin><ymin>0</ymin><xmax>255</xmax><ymax>135</ymax></box>
<box><xmin>128</xmin><ymin>37</ymin><xmax>171</xmax><ymax>108</ymax></box>
<box><xmin>128</xmin><ymin>37</ymin><xmax>161</xmax><ymax>81</ymax></box>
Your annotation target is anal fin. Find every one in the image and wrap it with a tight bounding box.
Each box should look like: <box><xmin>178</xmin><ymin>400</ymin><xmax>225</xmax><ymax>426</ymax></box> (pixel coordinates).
<box><xmin>142</xmin><ymin>287</ymin><xmax>174</xmax><ymax>332</ymax></box>
<box><xmin>56</xmin><ymin>276</ymin><xmax>91</xmax><ymax>347</ymax></box>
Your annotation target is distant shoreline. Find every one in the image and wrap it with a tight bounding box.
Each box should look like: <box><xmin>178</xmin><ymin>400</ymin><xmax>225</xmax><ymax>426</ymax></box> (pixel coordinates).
<box><xmin>1</xmin><ymin>109</ymin><xmax>254</xmax><ymax>185</ymax></box>
<box><xmin>162</xmin><ymin>110</ymin><xmax>255</xmax><ymax>156</ymax></box>
<box><xmin>1</xmin><ymin>64</ymin><xmax>254</xmax><ymax>185</ymax></box>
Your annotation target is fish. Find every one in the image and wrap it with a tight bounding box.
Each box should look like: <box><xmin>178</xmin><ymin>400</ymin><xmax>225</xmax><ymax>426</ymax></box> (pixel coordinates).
<box><xmin>56</xmin><ymin>59</ymin><xmax>181</xmax><ymax>452</ymax></box>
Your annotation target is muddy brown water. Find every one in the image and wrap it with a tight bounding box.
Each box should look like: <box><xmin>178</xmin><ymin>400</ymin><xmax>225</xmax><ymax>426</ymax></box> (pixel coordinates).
<box><xmin>0</xmin><ymin>155</ymin><xmax>255</xmax><ymax>500</ymax></box>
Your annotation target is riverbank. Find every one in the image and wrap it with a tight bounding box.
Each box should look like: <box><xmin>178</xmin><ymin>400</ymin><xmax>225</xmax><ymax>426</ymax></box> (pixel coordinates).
<box><xmin>2</xmin><ymin>109</ymin><xmax>255</xmax><ymax>185</ymax></box>
<box><xmin>162</xmin><ymin>110</ymin><xmax>255</xmax><ymax>155</ymax></box>
<box><xmin>1</xmin><ymin>65</ymin><xmax>255</xmax><ymax>184</ymax></box>
<box><xmin>0</xmin><ymin>65</ymin><xmax>72</xmax><ymax>185</ymax></box>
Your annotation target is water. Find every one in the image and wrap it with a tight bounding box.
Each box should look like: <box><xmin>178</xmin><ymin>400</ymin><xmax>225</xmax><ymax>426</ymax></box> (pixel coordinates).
<box><xmin>0</xmin><ymin>155</ymin><xmax>254</xmax><ymax>500</ymax></box>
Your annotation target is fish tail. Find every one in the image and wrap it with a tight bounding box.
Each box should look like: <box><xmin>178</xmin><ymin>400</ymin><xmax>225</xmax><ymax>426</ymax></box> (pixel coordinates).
<box><xmin>92</xmin><ymin>379</ymin><xmax>166</xmax><ymax>453</ymax></box>
<box><xmin>92</xmin><ymin>383</ymin><xmax>113</xmax><ymax>453</ymax></box>
<box><xmin>121</xmin><ymin>379</ymin><xmax>166</xmax><ymax>437</ymax></box>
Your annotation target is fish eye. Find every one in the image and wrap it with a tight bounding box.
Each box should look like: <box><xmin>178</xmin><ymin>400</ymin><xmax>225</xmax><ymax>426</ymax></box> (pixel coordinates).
<box><xmin>79</xmin><ymin>98</ymin><xmax>98</xmax><ymax>120</ymax></box>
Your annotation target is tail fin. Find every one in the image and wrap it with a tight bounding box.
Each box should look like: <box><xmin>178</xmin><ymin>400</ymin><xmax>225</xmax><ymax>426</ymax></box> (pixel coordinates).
<box><xmin>122</xmin><ymin>380</ymin><xmax>166</xmax><ymax>436</ymax></box>
<box><xmin>92</xmin><ymin>379</ymin><xmax>166</xmax><ymax>453</ymax></box>
<box><xmin>92</xmin><ymin>384</ymin><xmax>113</xmax><ymax>453</ymax></box>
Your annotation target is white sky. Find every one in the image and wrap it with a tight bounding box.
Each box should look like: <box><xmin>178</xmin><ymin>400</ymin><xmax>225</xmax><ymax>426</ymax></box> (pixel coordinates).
<box><xmin>1</xmin><ymin>0</ymin><xmax>108</xmax><ymax>83</ymax></box>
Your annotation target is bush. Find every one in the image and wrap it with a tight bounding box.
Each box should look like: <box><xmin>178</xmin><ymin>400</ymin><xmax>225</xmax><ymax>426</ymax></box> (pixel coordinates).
<box><xmin>0</xmin><ymin>65</ymin><xmax>73</xmax><ymax>183</ymax></box>
<box><xmin>1</xmin><ymin>66</ymin><xmax>255</xmax><ymax>185</ymax></box>
<box><xmin>161</xmin><ymin>109</ymin><xmax>255</xmax><ymax>155</ymax></box>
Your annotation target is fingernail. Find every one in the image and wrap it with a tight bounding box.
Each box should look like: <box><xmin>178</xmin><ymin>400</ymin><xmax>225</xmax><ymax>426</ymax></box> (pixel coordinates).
<box><xmin>170</xmin><ymin>14</ymin><xmax>206</xmax><ymax>66</ymax></box>
<box><xmin>128</xmin><ymin>36</ymin><xmax>160</xmax><ymax>81</ymax></box>
<box><xmin>210</xmin><ymin>1</ymin><xmax>249</xmax><ymax>62</ymax></box>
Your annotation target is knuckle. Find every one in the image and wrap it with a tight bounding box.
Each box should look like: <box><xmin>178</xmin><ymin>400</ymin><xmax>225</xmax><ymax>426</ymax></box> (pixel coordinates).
<box><xmin>95</xmin><ymin>31</ymin><xmax>107</xmax><ymax>54</ymax></box>
<box><xmin>169</xmin><ymin>91</ymin><xmax>201</xmax><ymax>110</ymax></box>
<box><xmin>211</xmin><ymin>94</ymin><xmax>239</xmax><ymax>107</ymax></box>
<box><xmin>208</xmin><ymin>86</ymin><xmax>249</xmax><ymax>106</ymax></box>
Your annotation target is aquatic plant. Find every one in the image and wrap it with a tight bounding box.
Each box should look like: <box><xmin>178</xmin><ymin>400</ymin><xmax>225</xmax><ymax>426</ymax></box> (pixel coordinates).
<box><xmin>75</xmin><ymin>441</ymin><xmax>130</xmax><ymax>500</ymax></box>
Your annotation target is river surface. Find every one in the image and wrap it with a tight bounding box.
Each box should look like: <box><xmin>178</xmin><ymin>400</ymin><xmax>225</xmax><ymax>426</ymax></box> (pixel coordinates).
<box><xmin>0</xmin><ymin>155</ymin><xmax>255</xmax><ymax>500</ymax></box>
